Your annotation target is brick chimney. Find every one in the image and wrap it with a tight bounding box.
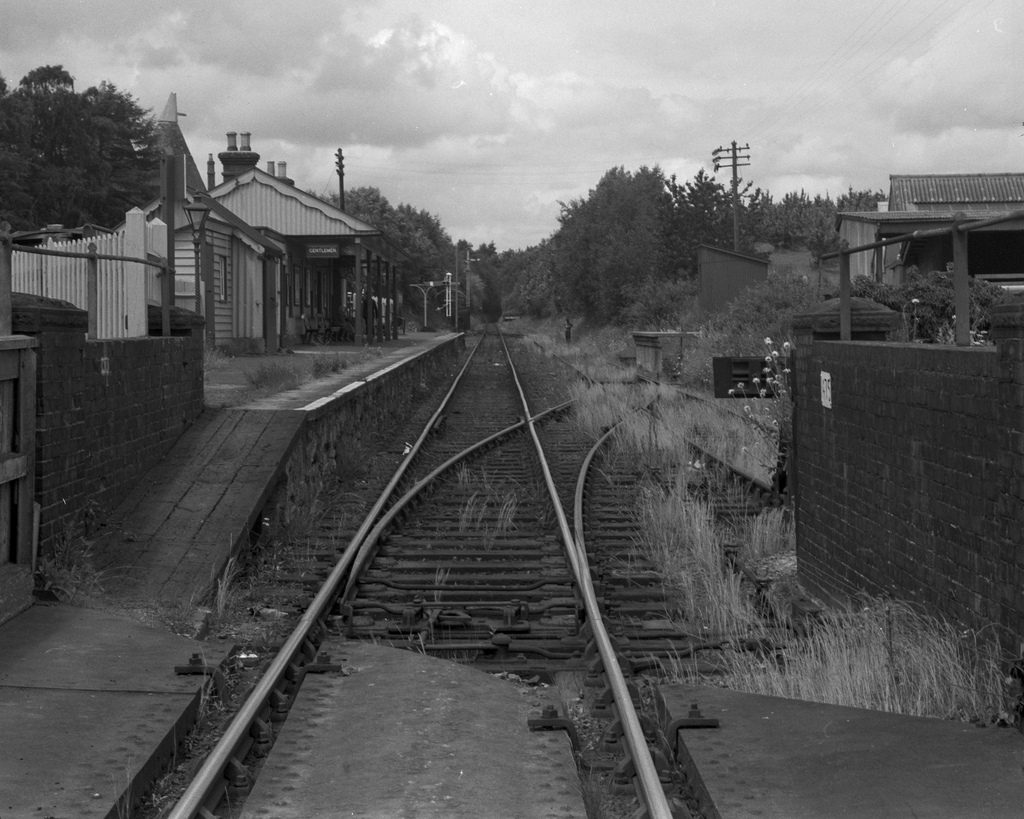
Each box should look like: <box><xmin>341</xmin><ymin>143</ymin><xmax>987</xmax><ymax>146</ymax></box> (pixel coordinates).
<box><xmin>219</xmin><ymin>131</ymin><xmax>260</xmax><ymax>181</ymax></box>
<box><xmin>276</xmin><ymin>160</ymin><xmax>294</xmax><ymax>186</ymax></box>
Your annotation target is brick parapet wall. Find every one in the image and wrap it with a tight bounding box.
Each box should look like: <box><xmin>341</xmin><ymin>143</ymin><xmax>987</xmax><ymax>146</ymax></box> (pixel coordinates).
<box><xmin>13</xmin><ymin>294</ymin><xmax>204</xmax><ymax>550</ymax></box>
<box><xmin>793</xmin><ymin>297</ymin><xmax>1024</xmax><ymax>648</ymax></box>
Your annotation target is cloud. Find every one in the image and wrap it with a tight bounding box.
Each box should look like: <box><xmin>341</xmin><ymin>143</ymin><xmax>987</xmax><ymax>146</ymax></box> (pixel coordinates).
<box><xmin>2</xmin><ymin>0</ymin><xmax>1020</xmax><ymax>249</ymax></box>
<box><xmin>878</xmin><ymin>3</ymin><xmax>1020</xmax><ymax>135</ymax></box>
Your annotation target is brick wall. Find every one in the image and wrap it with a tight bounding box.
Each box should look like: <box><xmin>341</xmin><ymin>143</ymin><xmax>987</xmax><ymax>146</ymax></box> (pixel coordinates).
<box><xmin>13</xmin><ymin>294</ymin><xmax>204</xmax><ymax>550</ymax></box>
<box><xmin>792</xmin><ymin>296</ymin><xmax>1024</xmax><ymax>649</ymax></box>
<box><xmin>268</xmin><ymin>337</ymin><xmax>465</xmax><ymax>528</ymax></box>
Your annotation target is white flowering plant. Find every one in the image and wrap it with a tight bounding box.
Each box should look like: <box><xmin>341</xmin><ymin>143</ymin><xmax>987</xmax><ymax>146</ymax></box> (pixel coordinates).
<box><xmin>728</xmin><ymin>337</ymin><xmax>793</xmax><ymax>493</ymax></box>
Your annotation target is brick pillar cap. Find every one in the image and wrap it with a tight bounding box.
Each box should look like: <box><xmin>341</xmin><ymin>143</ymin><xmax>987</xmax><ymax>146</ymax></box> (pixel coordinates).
<box><xmin>989</xmin><ymin>293</ymin><xmax>1024</xmax><ymax>330</ymax></box>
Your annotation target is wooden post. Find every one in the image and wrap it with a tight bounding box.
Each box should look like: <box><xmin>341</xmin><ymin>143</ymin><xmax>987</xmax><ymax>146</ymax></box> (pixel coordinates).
<box><xmin>161</xmin><ymin>153</ymin><xmax>177</xmax><ymax>338</ymax></box>
<box><xmin>391</xmin><ymin>262</ymin><xmax>399</xmax><ymax>339</ymax></box>
<box><xmin>839</xmin><ymin>251</ymin><xmax>851</xmax><ymax>341</ymax></box>
<box><xmin>952</xmin><ymin>218</ymin><xmax>970</xmax><ymax>346</ymax></box>
<box><xmin>17</xmin><ymin>342</ymin><xmax>36</xmax><ymax>565</ymax></box>
<box><xmin>87</xmin><ymin>242</ymin><xmax>98</xmax><ymax>340</ymax></box>
<box><xmin>375</xmin><ymin>255</ymin><xmax>383</xmax><ymax>343</ymax></box>
<box><xmin>0</xmin><ymin>222</ymin><xmax>12</xmax><ymax>336</ymax></box>
<box><xmin>354</xmin><ymin>247</ymin><xmax>365</xmax><ymax>343</ymax></box>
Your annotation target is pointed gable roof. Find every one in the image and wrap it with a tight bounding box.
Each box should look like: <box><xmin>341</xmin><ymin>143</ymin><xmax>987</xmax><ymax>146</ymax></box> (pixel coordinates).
<box><xmin>155</xmin><ymin>93</ymin><xmax>207</xmax><ymax>192</ymax></box>
<box><xmin>206</xmin><ymin>168</ymin><xmax>379</xmax><ymax>238</ymax></box>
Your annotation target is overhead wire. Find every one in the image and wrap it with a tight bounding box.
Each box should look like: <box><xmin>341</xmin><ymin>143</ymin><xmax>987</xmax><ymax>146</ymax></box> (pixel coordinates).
<box><xmin>751</xmin><ymin>0</ymin><xmax>968</xmax><ymax>148</ymax></box>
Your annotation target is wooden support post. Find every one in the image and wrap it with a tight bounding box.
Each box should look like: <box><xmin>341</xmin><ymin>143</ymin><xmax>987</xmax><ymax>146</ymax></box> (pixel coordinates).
<box><xmin>391</xmin><ymin>263</ymin><xmax>399</xmax><ymax>339</ymax></box>
<box><xmin>839</xmin><ymin>251</ymin><xmax>851</xmax><ymax>341</ymax></box>
<box><xmin>375</xmin><ymin>256</ymin><xmax>383</xmax><ymax>343</ymax></box>
<box><xmin>161</xmin><ymin>153</ymin><xmax>177</xmax><ymax>338</ymax></box>
<box><xmin>354</xmin><ymin>248</ymin><xmax>364</xmax><ymax>343</ymax></box>
<box><xmin>0</xmin><ymin>223</ymin><xmax>12</xmax><ymax>337</ymax></box>
<box><xmin>203</xmin><ymin>238</ymin><xmax>215</xmax><ymax>346</ymax></box>
<box><xmin>952</xmin><ymin>218</ymin><xmax>970</xmax><ymax>346</ymax></box>
<box><xmin>87</xmin><ymin>242</ymin><xmax>98</xmax><ymax>340</ymax></box>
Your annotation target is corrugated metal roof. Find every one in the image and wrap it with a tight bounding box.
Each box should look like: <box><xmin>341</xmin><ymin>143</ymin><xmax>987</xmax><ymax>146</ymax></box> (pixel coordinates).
<box><xmin>889</xmin><ymin>174</ymin><xmax>1024</xmax><ymax>210</ymax></box>
<box><xmin>838</xmin><ymin>209</ymin><xmax>1018</xmax><ymax>223</ymax></box>
<box><xmin>208</xmin><ymin>170</ymin><xmax>379</xmax><ymax>237</ymax></box>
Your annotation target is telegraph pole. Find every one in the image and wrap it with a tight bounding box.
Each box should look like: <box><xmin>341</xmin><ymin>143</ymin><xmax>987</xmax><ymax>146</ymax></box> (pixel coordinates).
<box><xmin>335</xmin><ymin>148</ymin><xmax>345</xmax><ymax>210</ymax></box>
<box><xmin>712</xmin><ymin>141</ymin><xmax>750</xmax><ymax>250</ymax></box>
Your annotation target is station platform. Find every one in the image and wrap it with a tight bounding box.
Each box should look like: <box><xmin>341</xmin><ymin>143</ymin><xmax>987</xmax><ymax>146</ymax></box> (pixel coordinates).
<box><xmin>0</xmin><ymin>330</ymin><xmax>462</xmax><ymax>818</ymax></box>
<box><xmin>0</xmin><ymin>604</ymin><xmax>235</xmax><ymax>818</ymax></box>
<box><xmin>241</xmin><ymin>638</ymin><xmax>585</xmax><ymax>819</ymax></box>
<box><xmin>90</xmin><ymin>331</ymin><xmax>460</xmax><ymax>605</ymax></box>
<box><xmin>662</xmin><ymin>683</ymin><xmax>1024</xmax><ymax>818</ymax></box>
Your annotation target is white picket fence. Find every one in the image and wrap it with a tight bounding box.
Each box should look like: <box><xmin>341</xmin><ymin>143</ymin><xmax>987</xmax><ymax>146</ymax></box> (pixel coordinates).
<box><xmin>11</xmin><ymin>207</ymin><xmax>168</xmax><ymax>339</ymax></box>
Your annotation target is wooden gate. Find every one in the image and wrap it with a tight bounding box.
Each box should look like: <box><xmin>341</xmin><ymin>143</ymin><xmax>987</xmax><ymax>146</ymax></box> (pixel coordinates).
<box><xmin>0</xmin><ymin>338</ymin><xmax>36</xmax><ymax>565</ymax></box>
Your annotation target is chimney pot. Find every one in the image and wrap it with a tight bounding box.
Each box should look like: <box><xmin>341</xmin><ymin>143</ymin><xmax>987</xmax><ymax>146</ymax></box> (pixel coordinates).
<box><xmin>226</xmin><ymin>132</ymin><xmax>238</xmax><ymax>151</ymax></box>
<box><xmin>267</xmin><ymin>161</ymin><xmax>276</xmax><ymax>176</ymax></box>
<box><xmin>240</xmin><ymin>132</ymin><xmax>252</xmax><ymax>151</ymax></box>
<box><xmin>278</xmin><ymin>161</ymin><xmax>288</xmax><ymax>178</ymax></box>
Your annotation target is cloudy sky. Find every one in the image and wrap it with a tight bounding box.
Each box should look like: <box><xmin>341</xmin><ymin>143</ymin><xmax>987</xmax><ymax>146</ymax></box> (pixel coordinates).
<box><xmin>1</xmin><ymin>0</ymin><xmax>1020</xmax><ymax>249</ymax></box>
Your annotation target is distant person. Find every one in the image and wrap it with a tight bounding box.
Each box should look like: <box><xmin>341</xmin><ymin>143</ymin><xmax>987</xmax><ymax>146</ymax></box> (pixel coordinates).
<box><xmin>564</xmin><ymin>316</ymin><xmax>573</xmax><ymax>343</ymax></box>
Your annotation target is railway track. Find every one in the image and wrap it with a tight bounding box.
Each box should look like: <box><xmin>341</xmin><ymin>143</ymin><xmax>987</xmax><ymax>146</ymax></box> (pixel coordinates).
<box><xmin>165</xmin><ymin>327</ymin><xmax>778</xmax><ymax>818</ymax></box>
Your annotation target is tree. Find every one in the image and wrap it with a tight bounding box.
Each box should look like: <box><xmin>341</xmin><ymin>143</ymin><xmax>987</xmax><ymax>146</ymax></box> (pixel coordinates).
<box><xmin>667</xmin><ymin>168</ymin><xmax>735</xmax><ymax>273</ymax></box>
<box><xmin>495</xmin><ymin>241</ymin><xmax>557</xmax><ymax>319</ymax></box>
<box><xmin>551</xmin><ymin>165</ymin><xmax>680</xmax><ymax>325</ymax></box>
<box><xmin>332</xmin><ymin>186</ymin><xmax>455</xmax><ymax>282</ymax></box>
<box><xmin>0</xmin><ymin>65</ymin><xmax>160</xmax><ymax>229</ymax></box>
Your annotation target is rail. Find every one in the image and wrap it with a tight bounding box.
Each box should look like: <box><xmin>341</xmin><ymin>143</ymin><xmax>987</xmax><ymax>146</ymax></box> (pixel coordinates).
<box><xmin>500</xmin><ymin>330</ymin><xmax>675</xmax><ymax>819</ymax></box>
<box><xmin>167</xmin><ymin>337</ymin><xmax>487</xmax><ymax>817</ymax></box>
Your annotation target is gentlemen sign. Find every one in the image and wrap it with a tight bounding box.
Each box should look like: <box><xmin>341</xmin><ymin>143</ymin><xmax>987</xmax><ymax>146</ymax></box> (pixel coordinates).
<box><xmin>306</xmin><ymin>244</ymin><xmax>339</xmax><ymax>258</ymax></box>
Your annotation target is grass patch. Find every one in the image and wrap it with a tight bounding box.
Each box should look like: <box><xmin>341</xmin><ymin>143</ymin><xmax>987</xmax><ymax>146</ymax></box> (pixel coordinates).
<box><xmin>634</xmin><ymin>479</ymin><xmax>763</xmax><ymax>638</ymax></box>
<box><xmin>458</xmin><ymin>490</ymin><xmax>519</xmax><ymax>541</ymax></box>
<box><xmin>718</xmin><ymin>599</ymin><xmax>1013</xmax><ymax>723</ymax></box>
<box><xmin>245</xmin><ymin>361</ymin><xmax>304</xmax><ymax>392</ymax></box>
<box><xmin>311</xmin><ymin>353</ymin><xmax>347</xmax><ymax>379</ymax></box>
<box><xmin>34</xmin><ymin>531</ymin><xmax>106</xmax><ymax>602</ymax></box>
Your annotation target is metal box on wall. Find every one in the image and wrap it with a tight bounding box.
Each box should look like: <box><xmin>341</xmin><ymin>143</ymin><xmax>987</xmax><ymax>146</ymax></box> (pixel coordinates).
<box><xmin>712</xmin><ymin>356</ymin><xmax>774</xmax><ymax>398</ymax></box>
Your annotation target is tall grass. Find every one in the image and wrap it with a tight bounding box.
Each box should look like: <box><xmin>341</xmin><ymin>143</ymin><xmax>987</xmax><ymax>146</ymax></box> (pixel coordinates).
<box><xmin>719</xmin><ymin>600</ymin><xmax>1011</xmax><ymax>721</ymax></box>
<box><xmin>570</xmin><ymin>381</ymin><xmax>774</xmax><ymax>485</ymax></box>
<box><xmin>532</xmin><ymin>318</ymin><xmax>1016</xmax><ymax>724</ymax></box>
<box><xmin>634</xmin><ymin>479</ymin><xmax>762</xmax><ymax>637</ymax></box>
<box><xmin>738</xmin><ymin>507</ymin><xmax>793</xmax><ymax>563</ymax></box>
<box><xmin>524</xmin><ymin>326</ymin><xmax>636</xmax><ymax>383</ymax></box>
<box><xmin>569</xmin><ymin>381</ymin><xmax>662</xmax><ymax>440</ymax></box>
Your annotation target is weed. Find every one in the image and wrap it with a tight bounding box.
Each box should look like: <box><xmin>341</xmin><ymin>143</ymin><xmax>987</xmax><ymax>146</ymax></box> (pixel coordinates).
<box><xmin>311</xmin><ymin>353</ymin><xmax>347</xmax><ymax>379</ymax></box>
<box><xmin>203</xmin><ymin>344</ymin><xmax>230</xmax><ymax>372</ymax></box>
<box><xmin>634</xmin><ymin>480</ymin><xmax>762</xmax><ymax>638</ymax></box>
<box><xmin>214</xmin><ymin>555</ymin><xmax>238</xmax><ymax>617</ymax></box>
<box><xmin>34</xmin><ymin>527</ymin><xmax>106</xmax><ymax>602</ymax></box>
<box><xmin>432</xmin><ymin>568</ymin><xmax>450</xmax><ymax>604</ymax></box>
<box><xmin>458</xmin><ymin>492</ymin><xmax>483</xmax><ymax>532</ymax></box>
<box><xmin>245</xmin><ymin>361</ymin><xmax>303</xmax><ymax>392</ymax></box>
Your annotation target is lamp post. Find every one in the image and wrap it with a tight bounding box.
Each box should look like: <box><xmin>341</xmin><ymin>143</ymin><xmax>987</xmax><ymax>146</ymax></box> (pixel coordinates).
<box><xmin>183</xmin><ymin>198</ymin><xmax>211</xmax><ymax>341</ymax></box>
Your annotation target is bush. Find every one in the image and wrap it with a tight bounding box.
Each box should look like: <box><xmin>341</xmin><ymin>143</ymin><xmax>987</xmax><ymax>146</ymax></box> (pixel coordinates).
<box><xmin>672</xmin><ymin>275</ymin><xmax>825</xmax><ymax>392</ymax></box>
<box><xmin>851</xmin><ymin>271</ymin><xmax>1003</xmax><ymax>343</ymax></box>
